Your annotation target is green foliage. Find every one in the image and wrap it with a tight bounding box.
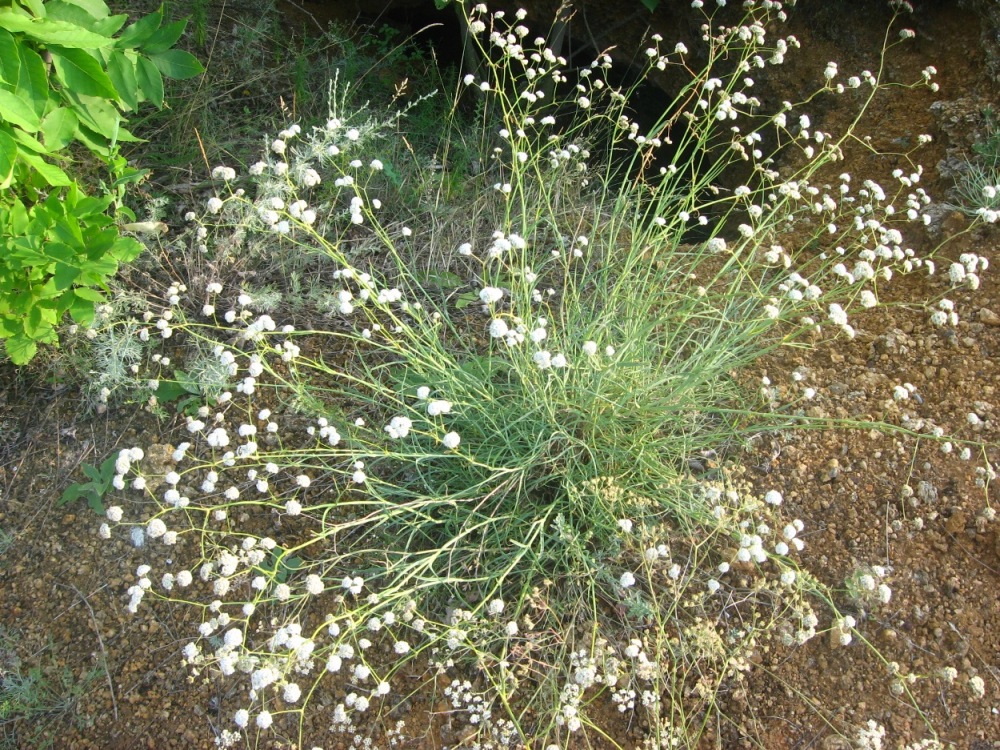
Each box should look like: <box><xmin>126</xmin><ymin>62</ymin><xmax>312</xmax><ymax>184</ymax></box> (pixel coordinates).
<box><xmin>0</xmin><ymin>627</ymin><xmax>100</xmax><ymax>750</ymax></box>
<box><xmin>972</xmin><ymin>106</ymin><xmax>1000</xmax><ymax>168</ymax></box>
<box><xmin>952</xmin><ymin>107</ymin><xmax>1000</xmax><ymax>217</ymax></box>
<box><xmin>0</xmin><ymin>0</ymin><xmax>203</xmax><ymax>364</ymax></box>
<box><xmin>58</xmin><ymin>453</ymin><xmax>117</xmax><ymax>514</ymax></box>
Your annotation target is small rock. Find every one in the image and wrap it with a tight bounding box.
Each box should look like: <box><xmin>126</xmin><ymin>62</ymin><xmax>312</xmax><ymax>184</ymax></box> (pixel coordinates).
<box><xmin>818</xmin><ymin>458</ymin><xmax>841</xmax><ymax>483</ymax></box>
<box><xmin>821</xmin><ymin>736</ymin><xmax>852</xmax><ymax>750</ymax></box>
<box><xmin>978</xmin><ymin>308</ymin><xmax>1000</xmax><ymax>326</ymax></box>
<box><xmin>917</xmin><ymin>480</ymin><xmax>938</xmax><ymax>504</ymax></box>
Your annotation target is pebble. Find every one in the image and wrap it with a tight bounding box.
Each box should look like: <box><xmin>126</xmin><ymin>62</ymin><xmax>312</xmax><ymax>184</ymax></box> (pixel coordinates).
<box><xmin>977</xmin><ymin>308</ymin><xmax>1000</xmax><ymax>326</ymax></box>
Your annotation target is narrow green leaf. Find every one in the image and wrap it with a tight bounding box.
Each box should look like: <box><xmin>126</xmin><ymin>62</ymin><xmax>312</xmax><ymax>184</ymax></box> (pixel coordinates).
<box><xmin>0</xmin><ymin>88</ymin><xmax>41</xmax><ymax>131</ymax></box>
<box><xmin>106</xmin><ymin>50</ymin><xmax>138</xmax><ymax>110</ymax></box>
<box><xmin>72</xmin><ymin>286</ymin><xmax>105</xmax><ymax>302</ymax></box>
<box><xmin>115</xmin><ymin>7</ymin><xmax>162</xmax><ymax>50</ymax></box>
<box><xmin>0</xmin><ymin>12</ymin><xmax>112</xmax><ymax>48</ymax></box>
<box><xmin>50</xmin><ymin>46</ymin><xmax>118</xmax><ymax>99</ymax></box>
<box><xmin>14</xmin><ymin>38</ymin><xmax>50</xmax><ymax>115</ymax></box>
<box><xmin>61</xmin><ymin>0</ymin><xmax>112</xmax><ymax>20</ymax></box>
<box><xmin>16</xmin><ymin>148</ymin><xmax>71</xmax><ymax>186</ymax></box>
<box><xmin>40</xmin><ymin>107</ymin><xmax>78</xmax><ymax>150</ymax></box>
<box><xmin>0</xmin><ymin>129</ymin><xmax>15</xmax><ymax>189</ymax></box>
<box><xmin>50</xmin><ymin>0</ymin><xmax>123</xmax><ymax>34</ymax></box>
<box><xmin>639</xmin><ymin>0</ymin><xmax>659</xmax><ymax>10</ymax></box>
<box><xmin>21</xmin><ymin>0</ymin><xmax>46</xmax><ymax>17</ymax></box>
<box><xmin>9</xmin><ymin>235</ymin><xmax>47</xmax><ymax>266</ymax></box>
<box><xmin>148</xmin><ymin>49</ymin><xmax>203</xmax><ymax>80</ymax></box>
<box><xmin>7</xmin><ymin>194</ymin><xmax>28</xmax><ymax>233</ymax></box>
<box><xmin>66</xmin><ymin>92</ymin><xmax>120</xmax><ymax>142</ymax></box>
<box><xmin>4</xmin><ymin>335</ymin><xmax>37</xmax><ymax>365</ymax></box>
<box><xmin>0</xmin><ymin>28</ymin><xmax>18</xmax><ymax>87</ymax></box>
<box><xmin>10</xmin><ymin>126</ymin><xmax>45</xmax><ymax>152</ymax></box>
<box><xmin>134</xmin><ymin>55</ymin><xmax>162</xmax><ymax>108</ymax></box>
<box><xmin>140</xmin><ymin>17</ymin><xmax>186</xmax><ymax>54</ymax></box>
<box><xmin>44</xmin><ymin>1</ymin><xmax>100</xmax><ymax>26</ymax></box>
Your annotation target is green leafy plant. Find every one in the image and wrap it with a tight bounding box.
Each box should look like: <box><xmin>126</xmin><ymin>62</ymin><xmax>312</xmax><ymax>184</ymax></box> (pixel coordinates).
<box><xmin>971</xmin><ymin>106</ymin><xmax>1000</xmax><ymax>168</ymax></box>
<box><xmin>953</xmin><ymin>106</ymin><xmax>1000</xmax><ymax>218</ymax></box>
<box><xmin>58</xmin><ymin>453</ymin><xmax>117</xmax><ymax>514</ymax></box>
<box><xmin>0</xmin><ymin>627</ymin><xmax>100</xmax><ymax>750</ymax></box>
<box><xmin>0</xmin><ymin>0</ymin><xmax>203</xmax><ymax>364</ymax></box>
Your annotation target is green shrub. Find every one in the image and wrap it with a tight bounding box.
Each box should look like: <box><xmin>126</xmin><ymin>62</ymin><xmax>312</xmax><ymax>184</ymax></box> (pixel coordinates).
<box><xmin>0</xmin><ymin>0</ymin><xmax>202</xmax><ymax>364</ymax></box>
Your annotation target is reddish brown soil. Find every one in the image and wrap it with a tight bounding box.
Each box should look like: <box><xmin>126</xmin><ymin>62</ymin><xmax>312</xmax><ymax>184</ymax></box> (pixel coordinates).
<box><xmin>1</xmin><ymin>2</ymin><xmax>998</xmax><ymax>749</ymax></box>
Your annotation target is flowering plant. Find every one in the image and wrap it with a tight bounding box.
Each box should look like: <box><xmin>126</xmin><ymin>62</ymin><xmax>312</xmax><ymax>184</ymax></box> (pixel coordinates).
<box><xmin>83</xmin><ymin>1</ymin><xmax>991</xmax><ymax>746</ymax></box>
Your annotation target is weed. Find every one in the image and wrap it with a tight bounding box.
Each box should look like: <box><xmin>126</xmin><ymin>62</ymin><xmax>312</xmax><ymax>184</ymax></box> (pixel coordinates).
<box><xmin>952</xmin><ymin>106</ymin><xmax>1000</xmax><ymax>217</ymax></box>
<box><xmin>77</xmin><ymin>2</ymin><xmax>992</xmax><ymax>748</ymax></box>
<box><xmin>0</xmin><ymin>629</ymin><xmax>100</xmax><ymax>750</ymax></box>
<box><xmin>59</xmin><ymin>454</ymin><xmax>119</xmax><ymax>515</ymax></box>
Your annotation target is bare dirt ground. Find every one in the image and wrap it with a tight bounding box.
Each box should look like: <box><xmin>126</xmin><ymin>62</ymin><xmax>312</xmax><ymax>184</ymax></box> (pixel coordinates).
<box><xmin>0</xmin><ymin>1</ymin><xmax>998</xmax><ymax>749</ymax></box>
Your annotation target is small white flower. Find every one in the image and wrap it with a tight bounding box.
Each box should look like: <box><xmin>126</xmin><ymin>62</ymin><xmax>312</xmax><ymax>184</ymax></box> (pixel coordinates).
<box><xmin>968</xmin><ymin>675</ymin><xmax>986</xmax><ymax>699</ymax></box>
<box><xmin>619</xmin><ymin>571</ymin><xmax>636</xmax><ymax>588</ymax></box>
<box><xmin>488</xmin><ymin>319</ymin><xmax>509</xmax><ymax>339</ymax></box>
<box><xmin>479</xmin><ymin>286</ymin><xmax>504</xmax><ymax>304</ymax></box>
<box><xmin>256</xmin><ymin>710</ymin><xmax>273</xmax><ymax>729</ymax></box>
<box><xmin>427</xmin><ymin>400</ymin><xmax>453</xmax><ymax>416</ymax></box>
<box><xmin>442</xmin><ymin>431</ymin><xmax>461</xmax><ymax>450</ymax></box>
<box><xmin>877</xmin><ymin>583</ymin><xmax>892</xmax><ymax>603</ymax></box>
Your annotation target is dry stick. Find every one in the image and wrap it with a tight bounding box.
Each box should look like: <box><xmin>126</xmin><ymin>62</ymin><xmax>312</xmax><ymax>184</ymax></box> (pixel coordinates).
<box><xmin>64</xmin><ymin>583</ymin><xmax>119</xmax><ymax>721</ymax></box>
<box><xmin>194</xmin><ymin>127</ymin><xmax>212</xmax><ymax>177</ymax></box>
